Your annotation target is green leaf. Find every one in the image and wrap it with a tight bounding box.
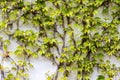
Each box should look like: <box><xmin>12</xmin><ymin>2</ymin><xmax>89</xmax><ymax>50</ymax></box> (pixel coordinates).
<box><xmin>97</xmin><ymin>75</ymin><xmax>105</xmax><ymax>80</ymax></box>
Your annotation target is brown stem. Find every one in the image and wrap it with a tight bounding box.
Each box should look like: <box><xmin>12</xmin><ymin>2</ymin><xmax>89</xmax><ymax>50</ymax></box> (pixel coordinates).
<box><xmin>61</xmin><ymin>14</ymin><xmax>66</xmax><ymax>53</ymax></box>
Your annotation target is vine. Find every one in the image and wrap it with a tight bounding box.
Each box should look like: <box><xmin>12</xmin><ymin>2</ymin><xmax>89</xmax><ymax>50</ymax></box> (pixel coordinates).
<box><xmin>0</xmin><ymin>0</ymin><xmax>120</xmax><ymax>80</ymax></box>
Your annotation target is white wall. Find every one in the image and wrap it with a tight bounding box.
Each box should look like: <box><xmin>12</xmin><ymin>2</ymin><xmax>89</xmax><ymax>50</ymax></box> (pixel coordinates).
<box><xmin>0</xmin><ymin>1</ymin><xmax>120</xmax><ymax>80</ymax></box>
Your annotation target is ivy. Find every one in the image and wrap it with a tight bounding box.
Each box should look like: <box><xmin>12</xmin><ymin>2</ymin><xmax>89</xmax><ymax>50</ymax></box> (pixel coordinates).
<box><xmin>0</xmin><ymin>0</ymin><xmax>120</xmax><ymax>80</ymax></box>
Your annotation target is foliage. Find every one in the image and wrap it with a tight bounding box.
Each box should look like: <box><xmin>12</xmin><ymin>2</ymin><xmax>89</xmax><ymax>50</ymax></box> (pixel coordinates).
<box><xmin>0</xmin><ymin>0</ymin><xmax>120</xmax><ymax>80</ymax></box>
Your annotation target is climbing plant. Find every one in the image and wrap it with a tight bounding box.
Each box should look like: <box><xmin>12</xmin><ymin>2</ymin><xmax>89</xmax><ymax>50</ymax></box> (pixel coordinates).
<box><xmin>0</xmin><ymin>0</ymin><xmax>120</xmax><ymax>80</ymax></box>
